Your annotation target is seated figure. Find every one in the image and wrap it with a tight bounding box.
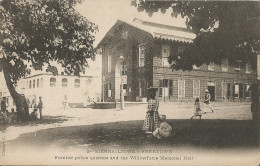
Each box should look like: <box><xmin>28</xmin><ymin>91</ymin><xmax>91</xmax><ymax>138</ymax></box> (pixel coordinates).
<box><xmin>30</xmin><ymin>108</ymin><xmax>38</xmax><ymax>121</ymax></box>
<box><xmin>153</xmin><ymin>115</ymin><xmax>172</xmax><ymax>139</ymax></box>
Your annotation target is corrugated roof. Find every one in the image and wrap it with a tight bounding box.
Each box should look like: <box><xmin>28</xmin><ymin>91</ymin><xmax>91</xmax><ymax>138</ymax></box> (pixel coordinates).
<box><xmin>97</xmin><ymin>18</ymin><xmax>196</xmax><ymax>48</ymax></box>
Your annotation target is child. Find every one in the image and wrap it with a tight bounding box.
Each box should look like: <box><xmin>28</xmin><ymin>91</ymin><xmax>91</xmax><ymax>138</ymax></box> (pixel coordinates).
<box><xmin>191</xmin><ymin>98</ymin><xmax>202</xmax><ymax>120</ymax></box>
<box><xmin>153</xmin><ymin>115</ymin><xmax>172</xmax><ymax>139</ymax></box>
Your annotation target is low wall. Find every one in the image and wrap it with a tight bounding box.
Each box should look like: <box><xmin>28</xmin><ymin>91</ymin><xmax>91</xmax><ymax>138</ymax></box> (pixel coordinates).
<box><xmin>90</xmin><ymin>102</ymin><xmax>148</xmax><ymax>109</ymax></box>
<box><xmin>115</xmin><ymin>102</ymin><xmax>147</xmax><ymax>108</ymax></box>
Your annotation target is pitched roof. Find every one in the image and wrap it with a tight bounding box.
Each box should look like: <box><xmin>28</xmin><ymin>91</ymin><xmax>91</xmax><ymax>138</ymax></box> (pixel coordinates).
<box><xmin>97</xmin><ymin>18</ymin><xmax>196</xmax><ymax>48</ymax></box>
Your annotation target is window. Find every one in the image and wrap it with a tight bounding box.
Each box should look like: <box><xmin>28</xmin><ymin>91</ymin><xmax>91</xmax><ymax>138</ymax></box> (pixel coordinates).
<box><xmin>121</xmin><ymin>60</ymin><xmax>127</xmax><ymax>75</ymax></box>
<box><xmin>29</xmin><ymin>80</ymin><xmax>32</xmax><ymax>89</ymax></box>
<box><xmin>107</xmin><ymin>83</ymin><xmax>111</xmax><ymax>97</ymax></box>
<box><xmin>245</xmin><ymin>84</ymin><xmax>251</xmax><ymax>98</ymax></box>
<box><xmin>159</xmin><ymin>79</ymin><xmax>171</xmax><ymax>97</ymax></box>
<box><xmin>139</xmin><ymin>80</ymin><xmax>142</xmax><ymax>97</ymax></box>
<box><xmin>74</xmin><ymin>79</ymin><xmax>80</xmax><ymax>88</ymax></box>
<box><xmin>246</xmin><ymin>59</ymin><xmax>251</xmax><ymax>73</ymax></box>
<box><xmin>33</xmin><ymin>79</ymin><xmax>35</xmax><ymax>88</ymax></box>
<box><xmin>105</xmin><ymin>84</ymin><xmax>108</xmax><ymax>97</ymax></box>
<box><xmin>234</xmin><ymin>83</ymin><xmax>243</xmax><ymax>98</ymax></box>
<box><xmin>239</xmin><ymin>84</ymin><xmax>243</xmax><ymax>99</ymax></box>
<box><xmin>139</xmin><ymin>45</ymin><xmax>145</xmax><ymax>67</ymax></box>
<box><xmin>169</xmin><ymin>80</ymin><xmax>173</xmax><ymax>96</ymax></box>
<box><xmin>40</xmin><ymin>78</ymin><xmax>43</xmax><ymax>87</ymax></box>
<box><xmin>222</xmin><ymin>58</ymin><xmax>228</xmax><ymax>72</ymax></box>
<box><xmin>62</xmin><ymin>78</ymin><xmax>68</xmax><ymax>87</ymax></box>
<box><xmin>234</xmin><ymin>84</ymin><xmax>239</xmax><ymax>98</ymax></box>
<box><xmin>178</xmin><ymin>47</ymin><xmax>184</xmax><ymax>54</ymax></box>
<box><xmin>227</xmin><ymin>83</ymin><xmax>231</xmax><ymax>99</ymax></box>
<box><xmin>108</xmin><ymin>54</ymin><xmax>111</xmax><ymax>73</ymax></box>
<box><xmin>122</xmin><ymin>29</ymin><xmax>128</xmax><ymax>39</ymax></box>
<box><xmin>193</xmin><ymin>80</ymin><xmax>200</xmax><ymax>97</ymax></box>
<box><xmin>37</xmin><ymin>79</ymin><xmax>39</xmax><ymax>88</ymax></box>
<box><xmin>235</xmin><ymin>60</ymin><xmax>242</xmax><ymax>71</ymax></box>
<box><xmin>222</xmin><ymin>82</ymin><xmax>227</xmax><ymax>100</ymax></box>
<box><xmin>50</xmin><ymin>77</ymin><xmax>56</xmax><ymax>87</ymax></box>
<box><xmin>208</xmin><ymin>62</ymin><xmax>214</xmax><ymax>71</ymax></box>
<box><xmin>161</xmin><ymin>45</ymin><xmax>170</xmax><ymax>67</ymax></box>
<box><xmin>104</xmin><ymin>83</ymin><xmax>112</xmax><ymax>98</ymax></box>
<box><xmin>178</xmin><ymin>79</ymin><xmax>185</xmax><ymax>97</ymax></box>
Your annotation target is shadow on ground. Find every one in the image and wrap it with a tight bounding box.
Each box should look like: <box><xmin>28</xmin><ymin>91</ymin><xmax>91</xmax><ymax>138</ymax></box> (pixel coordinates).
<box><xmin>8</xmin><ymin>119</ymin><xmax>259</xmax><ymax>150</ymax></box>
<box><xmin>0</xmin><ymin>115</ymin><xmax>69</xmax><ymax>131</ymax></box>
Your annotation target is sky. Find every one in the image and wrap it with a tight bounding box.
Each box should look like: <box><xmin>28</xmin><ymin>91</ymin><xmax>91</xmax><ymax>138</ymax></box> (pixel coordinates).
<box><xmin>1</xmin><ymin>0</ymin><xmax>188</xmax><ymax>91</ymax></box>
<box><xmin>75</xmin><ymin>0</ymin><xmax>187</xmax><ymax>47</ymax></box>
<box><xmin>75</xmin><ymin>0</ymin><xmax>187</xmax><ymax>72</ymax></box>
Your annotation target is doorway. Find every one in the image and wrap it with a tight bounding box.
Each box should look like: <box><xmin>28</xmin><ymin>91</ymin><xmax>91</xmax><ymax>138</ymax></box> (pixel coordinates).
<box><xmin>208</xmin><ymin>86</ymin><xmax>215</xmax><ymax>101</ymax></box>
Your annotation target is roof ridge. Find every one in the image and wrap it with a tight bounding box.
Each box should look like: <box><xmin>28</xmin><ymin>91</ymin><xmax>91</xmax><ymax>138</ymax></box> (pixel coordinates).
<box><xmin>133</xmin><ymin>18</ymin><xmax>192</xmax><ymax>33</ymax></box>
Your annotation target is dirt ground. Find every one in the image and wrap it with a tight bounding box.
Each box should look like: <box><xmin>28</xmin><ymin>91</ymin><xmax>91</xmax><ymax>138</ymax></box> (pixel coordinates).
<box><xmin>7</xmin><ymin>119</ymin><xmax>259</xmax><ymax>149</ymax></box>
<box><xmin>1</xmin><ymin>102</ymin><xmax>260</xmax><ymax>165</ymax></box>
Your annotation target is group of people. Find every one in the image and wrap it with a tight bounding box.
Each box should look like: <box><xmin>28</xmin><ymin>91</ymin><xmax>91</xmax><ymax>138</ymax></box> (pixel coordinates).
<box><xmin>29</xmin><ymin>96</ymin><xmax>43</xmax><ymax>120</ymax></box>
<box><xmin>142</xmin><ymin>88</ymin><xmax>214</xmax><ymax>138</ymax></box>
<box><xmin>142</xmin><ymin>88</ymin><xmax>172</xmax><ymax>139</ymax></box>
<box><xmin>0</xmin><ymin>96</ymin><xmax>43</xmax><ymax>124</ymax></box>
<box><xmin>1</xmin><ymin>97</ymin><xmax>18</xmax><ymax>124</ymax></box>
<box><xmin>191</xmin><ymin>89</ymin><xmax>214</xmax><ymax>119</ymax></box>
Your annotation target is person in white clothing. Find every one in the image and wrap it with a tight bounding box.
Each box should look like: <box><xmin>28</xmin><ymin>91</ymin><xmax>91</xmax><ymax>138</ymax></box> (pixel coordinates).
<box><xmin>204</xmin><ymin>89</ymin><xmax>213</xmax><ymax>113</ymax></box>
<box><xmin>153</xmin><ymin>115</ymin><xmax>172</xmax><ymax>139</ymax></box>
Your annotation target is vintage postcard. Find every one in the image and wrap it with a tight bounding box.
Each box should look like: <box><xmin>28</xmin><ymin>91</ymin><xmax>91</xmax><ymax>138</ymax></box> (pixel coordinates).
<box><xmin>0</xmin><ymin>0</ymin><xmax>260</xmax><ymax>165</ymax></box>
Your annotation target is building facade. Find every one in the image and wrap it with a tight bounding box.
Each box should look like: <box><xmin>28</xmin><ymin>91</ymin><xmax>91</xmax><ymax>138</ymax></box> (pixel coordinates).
<box><xmin>0</xmin><ymin>70</ymin><xmax>101</xmax><ymax>110</ymax></box>
<box><xmin>22</xmin><ymin>73</ymin><xmax>100</xmax><ymax>108</ymax></box>
<box><xmin>98</xmin><ymin>19</ymin><xmax>256</xmax><ymax>102</ymax></box>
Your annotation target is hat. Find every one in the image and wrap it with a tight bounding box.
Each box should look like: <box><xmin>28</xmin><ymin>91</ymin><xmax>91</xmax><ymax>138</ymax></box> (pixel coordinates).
<box><xmin>205</xmin><ymin>89</ymin><xmax>209</xmax><ymax>92</ymax></box>
<box><xmin>160</xmin><ymin>115</ymin><xmax>166</xmax><ymax>121</ymax></box>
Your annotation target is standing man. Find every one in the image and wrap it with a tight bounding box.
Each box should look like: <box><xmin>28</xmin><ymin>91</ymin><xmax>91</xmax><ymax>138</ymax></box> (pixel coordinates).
<box><xmin>204</xmin><ymin>89</ymin><xmax>214</xmax><ymax>113</ymax></box>
<box><xmin>1</xmin><ymin>97</ymin><xmax>7</xmax><ymax>113</ymax></box>
<box><xmin>38</xmin><ymin>97</ymin><xmax>43</xmax><ymax>119</ymax></box>
<box><xmin>62</xmin><ymin>95</ymin><xmax>68</xmax><ymax>111</ymax></box>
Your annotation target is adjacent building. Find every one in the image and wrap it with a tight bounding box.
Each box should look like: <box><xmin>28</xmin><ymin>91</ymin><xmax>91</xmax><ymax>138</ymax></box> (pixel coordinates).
<box><xmin>0</xmin><ymin>60</ymin><xmax>101</xmax><ymax>110</ymax></box>
<box><xmin>97</xmin><ymin>18</ymin><xmax>256</xmax><ymax>102</ymax></box>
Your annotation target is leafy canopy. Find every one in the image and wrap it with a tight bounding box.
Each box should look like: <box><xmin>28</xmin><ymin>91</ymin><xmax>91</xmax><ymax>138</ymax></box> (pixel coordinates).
<box><xmin>0</xmin><ymin>0</ymin><xmax>98</xmax><ymax>84</ymax></box>
<box><xmin>132</xmin><ymin>1</ymin><xmax>260</xmax><ymax>71</ymax></box>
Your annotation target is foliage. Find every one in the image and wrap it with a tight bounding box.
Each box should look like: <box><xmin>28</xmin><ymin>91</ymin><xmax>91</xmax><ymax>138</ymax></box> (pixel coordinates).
<box><xmin>132</xmin><ymin>1</ymin><xmax>260</xmax><ymax>71</ymax></box>
<box><xmin>0</xmin><ymin>0</ymin><xmax>98</xmax><ymax>84</ymax></box>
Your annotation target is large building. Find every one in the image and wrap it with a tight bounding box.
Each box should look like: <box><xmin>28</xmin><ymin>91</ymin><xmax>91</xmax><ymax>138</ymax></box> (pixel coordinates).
<box><xmin>97</xmin><ymin>18</ymin><xmax>256</xmax><ymax>102</ymax></box>
<box><xmin>0</xmin><ymin>60</ymin><xmax>101</xmax><ymax>110</ymax></box>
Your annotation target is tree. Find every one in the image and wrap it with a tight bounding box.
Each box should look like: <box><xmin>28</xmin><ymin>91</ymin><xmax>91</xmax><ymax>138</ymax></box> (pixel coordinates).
<box><xmin>132</xmin><ymin>1</ymin><xmax>260</xmax><ymax>122</ymax></box>
<box><xmin>131</xmin><ymin>1</ymin><xmax>260</xmax><ymax>71</ymax></box>
<box><xmin>0</xmin><ymin>0</ymin><xmax>98</xmax><ymax>121</ymax></box>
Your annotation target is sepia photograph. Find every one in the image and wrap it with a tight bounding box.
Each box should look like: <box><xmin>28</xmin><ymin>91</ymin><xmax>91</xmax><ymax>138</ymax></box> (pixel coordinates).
<box><xmin>0</xmin><ymin>0</ymin><xmax>260</xmax><ymax>165</ymax></box>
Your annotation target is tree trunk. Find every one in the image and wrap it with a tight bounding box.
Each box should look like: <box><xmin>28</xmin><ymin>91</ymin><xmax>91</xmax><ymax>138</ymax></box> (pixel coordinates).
<box><xmin>2</xmin><ymin>59</ymin><xmax>30</xmax><ymax>121</ymax></box>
